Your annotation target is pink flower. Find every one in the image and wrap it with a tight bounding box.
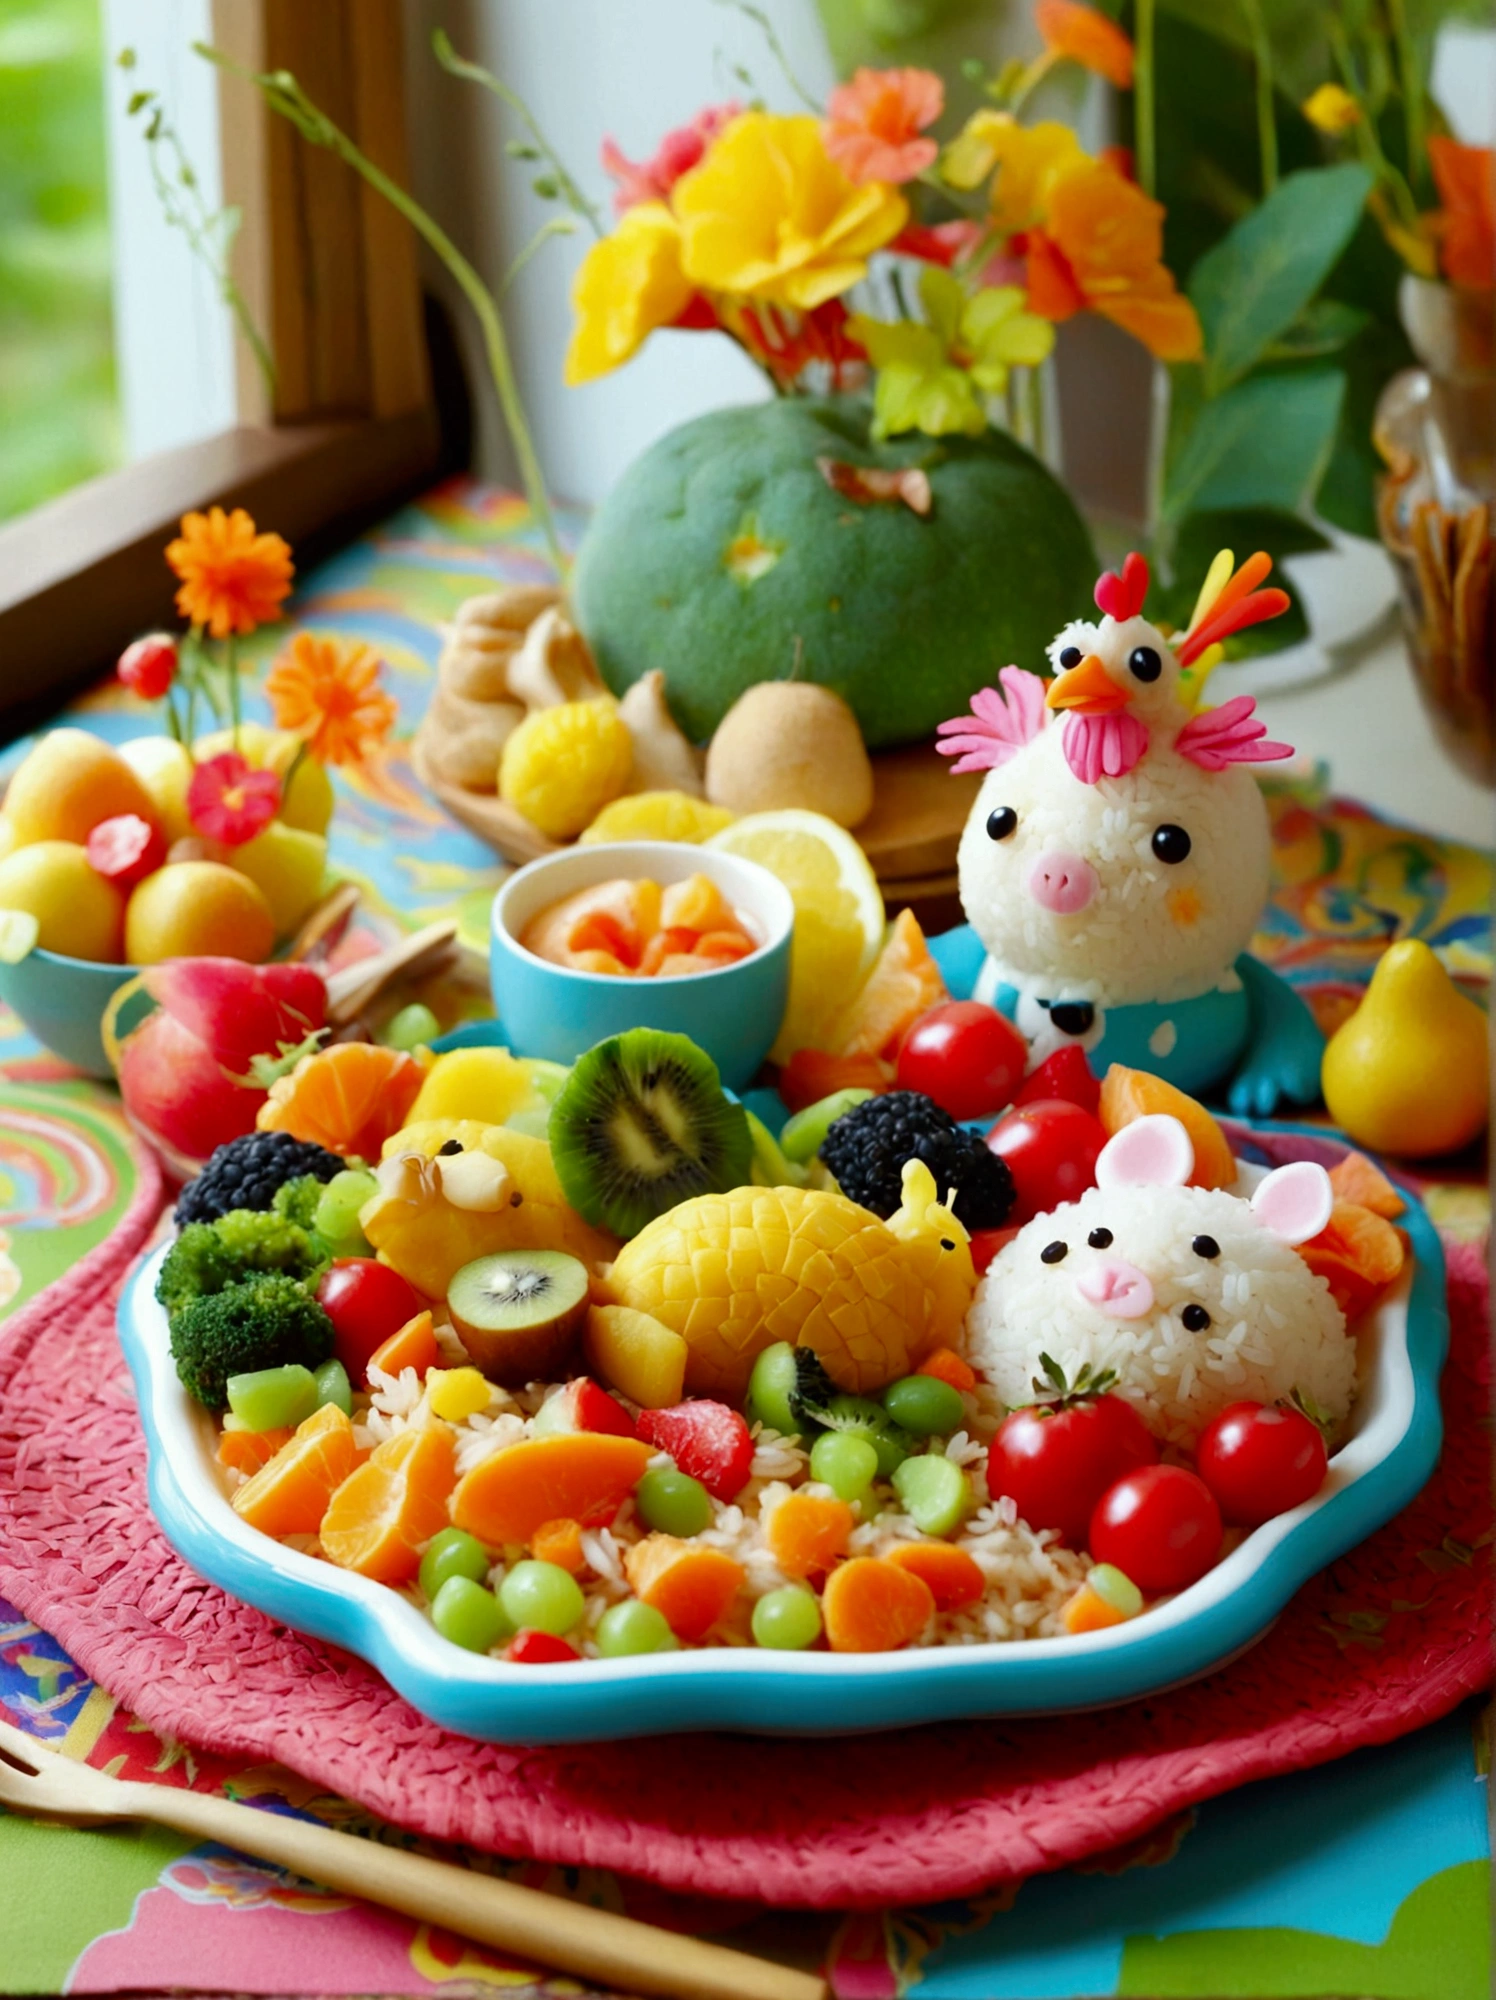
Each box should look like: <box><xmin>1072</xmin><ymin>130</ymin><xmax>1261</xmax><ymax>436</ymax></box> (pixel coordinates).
<box><xmin>601</xmin><ymin>103</ymin><xmax>741</xmax><ymax>213</ymax></box>
<box><xmin>187</xmin><ymin>752</ymin><xmax>281</xmax><ymax>847</ymax></box>
<box><xmin>825</xmin><ymin>67</ymin><xmax>944</xmax><ymax>186</ymax></box>
<box><xmin>892</xmin><ymin>219</ymin><xmax>983</xmax><ymax>267</ymax></box>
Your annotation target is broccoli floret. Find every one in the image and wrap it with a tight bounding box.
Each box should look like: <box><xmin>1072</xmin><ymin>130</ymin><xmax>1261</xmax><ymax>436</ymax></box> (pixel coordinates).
<box><xmin>156</xmin><ymin>1207</ymin><xmax>328</xmax><ymax>1321</ymax></box>
<box><xmin>169</xmin><ymin>1273</ymin><xmax>335</xmax><ymax>1409</ymax></box>
<box><xmin>273</xmin><ymin>1174</ymin><xmax>326</xmax><ymax>1233</ymax></box>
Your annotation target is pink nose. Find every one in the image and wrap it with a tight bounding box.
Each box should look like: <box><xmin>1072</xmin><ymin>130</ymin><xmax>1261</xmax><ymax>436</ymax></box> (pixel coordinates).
<box><xmin>1075</xmin><ymin>1258</ymin><xmax>1155</xmax><ymax>1319</ymax></box>
<box><xmin>1025</xmin><ymin>850</ymin><xmax>1098</xmax><ymax>914</ymax></box>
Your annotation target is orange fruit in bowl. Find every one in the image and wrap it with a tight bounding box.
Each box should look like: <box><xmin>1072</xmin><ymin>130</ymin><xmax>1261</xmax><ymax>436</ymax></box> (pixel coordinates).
<box><xmin>0</xmin><ymin>840</ymin><xmax>125</xmax><ymax>960</ymax></box>
<box><xmin>4</xmin><ymin>728</ymin><xmax>158</xmax><ymax>846</ymax></box>
<box><xmin>124</xmin><ymin>861</ymin><xmax>275</xmax><ymax>965</ymax></box>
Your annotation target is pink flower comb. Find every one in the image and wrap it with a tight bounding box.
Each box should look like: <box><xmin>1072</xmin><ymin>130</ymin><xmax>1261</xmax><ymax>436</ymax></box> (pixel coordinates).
<box><xmin>1094</xmin><ymin>551</ymin><xmax>1150</xmax><ymax>621</ymax></box>
<box><xmin>935</xmin><ymin>666</ymin><xmax>1047</xmax><ymax>773</ymax></box>
<box><xmin>1176</xmin><ymin>694</ymin><xmax>1292</xmax><ymax>769</ymax></box>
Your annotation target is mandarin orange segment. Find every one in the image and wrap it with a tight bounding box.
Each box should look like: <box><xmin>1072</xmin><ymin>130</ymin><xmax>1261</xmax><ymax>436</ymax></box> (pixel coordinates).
<box><xmin>450</xmin><ymin>1434</ymin><xmax>652</xmax><ymax>1547</ymax></box>
<box><xmin>1300</xmin><ymin>1199</ymin><xmax>1406</xmax><ymax>1318</ymax></box>
<box><xmin>1098</xmin><ymin>1064</ymin><xmax>1236</xmax><ymax>1189</ymax></box>
<box><xmin>765</xmin><ymin>1489</ymin><xmax>853</xmax><ymax>1580</ymax></box>
<box><xmin>320</xmin><ymin>1424</ymin><xmax>458</xmax><ymax>1583</ymax></box>
<box><xmin>831</xmin><ymin>909</ymin><xmax>947</xmax><ymax>1059</ymax></box>
<box><xmin>1061</xmin><ymin>1579</ymin><xmax>1131</xmax><ymax>1634</ymax></box>
<box><xmin>230</xmin><ymin>1402</ymin><xmax>356</xmax><ymax>1537</ymax></box>
<box><xmin>886</xmin><ymin>1540</ymin><xmax>986</xmax><ymax>1612</ymax></box>
<box><xmin>218</xmin><ymin>1425</ymin><xmax>293</xmax><ymax>1476</ymax></box>
<box><xmin>1328</xmin><ymin>1151</ymin><xmax>1406</xmax><ymax>1220</ymax></box>
<box><xmin>531</xmin><ymin>1517</ymin><xmax>587</xmax><ymax>1574</ymax></box>
<box><xmin>257</xmin><ymin>1041</ymin><xmax>428</xmax><ymax>1160</ymax></box>
<box><xmin>778</xmin><ymin>1048</ymin><xmax>894</xmax><ymax>1114</ymax></box>
<box><xmin>623</xmin><ymin>1535</ymin><xmax>745</xmax><ymax>1642</ymax></box>
<box><xmin>822</xmin><ymin>1555</ymin><xmax>935</xmax><ymax>1653</ymax></box>
<box><xmin>368</xmin><ymin>1310</ymin><xmax>440</xmax><ymax>1381</ymax></box>
<box><xmin>916</xmin><ymin>1346</ymin><xmax>977</xmax><ymax>1395</ymax></box>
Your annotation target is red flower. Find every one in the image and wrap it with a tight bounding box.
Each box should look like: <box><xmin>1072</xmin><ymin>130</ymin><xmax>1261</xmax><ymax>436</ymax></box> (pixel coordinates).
<box><xmin>1429</xmin><ymin>136</ymin><xmax>1495</xmax><ymax>290</ymax></box>
<box><xmin>892</xmin><ymin>219</ymin><xmax>983</xmax><ymax>267</ymax></box>
<box><xmin>187</xmin><ymin>752</ymin><xmax>281</xmax><ymax>848</ymax></box>
<box><xmin>825</xmin><ymin>66</ymin><xmax>944</xmax><ymax>186</ymax></box>
<box><xmin>601</xmin><ymin>103</ymin><xmax>740</xmax><ymax>213</ymax></box>
<box><xmin>118</xmin><ymin>634</ymin><xmax>178</xmax><ymax>700</ymax></box>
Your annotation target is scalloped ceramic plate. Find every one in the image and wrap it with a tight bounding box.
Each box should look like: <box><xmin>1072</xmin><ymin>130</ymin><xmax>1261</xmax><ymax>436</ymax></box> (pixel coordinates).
<box><xmin>116</xmin><ymin>1138</ymin><xmax>1447</xmax><ymax>1745</ymax></box>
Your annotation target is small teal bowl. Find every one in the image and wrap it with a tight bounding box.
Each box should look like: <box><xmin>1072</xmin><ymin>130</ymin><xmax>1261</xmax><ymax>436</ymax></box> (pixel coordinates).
<box><xmin>0</xmin><ymin>946</ymin><xmax>146</xmax><ymax>1077</ymax></box>
<box><xmin>491</xmin><ymin>840</ymin><xmax>794</xmax><ymax>1091</ymax></box>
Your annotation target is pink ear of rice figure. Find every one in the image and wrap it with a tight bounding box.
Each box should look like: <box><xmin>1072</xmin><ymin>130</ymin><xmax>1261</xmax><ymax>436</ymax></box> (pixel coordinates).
<box><xmin>940</xmin><ymin>550</ymin><xmax>1328</xmax><ymax>1115</ymax></box>
<box><xmin>963</xmin><ymin>1128</ymin><xmax>1356</xmax><ymax>1452</ymax></box>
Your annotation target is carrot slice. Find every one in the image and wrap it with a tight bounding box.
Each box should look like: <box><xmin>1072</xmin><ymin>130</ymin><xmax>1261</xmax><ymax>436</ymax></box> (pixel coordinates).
<box><xmin>450</xmin><ymin>1434</ymin><xmax>652</xmax><ymax>1547</ymax></box>
<box><xmin>822</xmin><ymin>1556</ymin><xmax>935</xmax><ymax>1653</ymax></box>
<box><xmin>319</xmin><ymin>1425</ymin><xmax>458</xmax><ymax>1584</ymax></box>
<box><xmin>231</xmin><ymin>1403</ymin><xmax>356</xmax><ymax>1538</ymax></box>
<box><xmin>765</xmin><ymin>1490</ymin><xmax>854</xmax><ymax>1581</ymax></box>
<box><xmin>368</xmin><ymin>1310</ymin><xmax>440</xmax><ymax>1382</ymax></box>
<box><xmin>1328</xmin><ymin>1152</ymin><xmax>1405</xmax><ymax>1219</ymax></box>
<box><xmin>218</xmin><ymin>1426</ymin><xmax>293</xmax><ymax>1476</ymax></box>
<box><xmin>916</xmin><ymin>1347</ymin><xmax>977</xmax><ymax>1395</ymax></box>
<box><xmin>1300</xmin><ymin>1200</ymin><xmax>1406</xmax><ymax>1318</ymax></box>
<box><xmin>886</xmin><ymin>1541</ymin><xmax>985</xmax><ymax>1611</ymax></box>
<box><xmin>531</xmin><ymin>1517</ymin><xmax>587</xmax><ymax>1574</ymax></box>
<box><xmin>623</xmin><ymin>1535</ymin><xmax>745</xmax><ymax>1642</ymax></box>
<box><xmin>1098</xmin><ymin>1064</ymin><xmax>1236</xmax><ymax>1190</ymax></box>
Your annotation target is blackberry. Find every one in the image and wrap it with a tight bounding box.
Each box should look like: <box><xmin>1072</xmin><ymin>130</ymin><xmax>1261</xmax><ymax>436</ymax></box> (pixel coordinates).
<box><xmin>818</xmin><ymin>1091</ymin><xmax>1014</xmax><ymax>1232</ymax></box>
<box><xmin>176</xmin><ymin>1130</ymin><xmax>345</xmax><ymax>1226</ymax></box>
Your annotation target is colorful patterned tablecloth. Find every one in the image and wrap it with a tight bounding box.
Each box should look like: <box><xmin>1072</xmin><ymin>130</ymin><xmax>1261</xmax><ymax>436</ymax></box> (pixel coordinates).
<box><xmin>0</xmin><ymin>477</ymin><xmax>1489</xmax><ymax>1998</ymax></box>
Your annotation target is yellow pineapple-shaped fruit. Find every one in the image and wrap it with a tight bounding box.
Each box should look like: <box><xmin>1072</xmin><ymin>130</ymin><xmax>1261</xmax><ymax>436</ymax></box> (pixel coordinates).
<box><xmin>600</xmin><ymin>1161</ymin><xmax>975</xmax><ymax>1401</ymax></box>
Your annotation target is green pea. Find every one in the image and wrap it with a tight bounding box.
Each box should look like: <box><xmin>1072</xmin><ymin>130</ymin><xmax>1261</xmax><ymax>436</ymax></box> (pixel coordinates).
<box><xmin>499</xmin><ymin>1560</ymin><xmax>586</xmax><ymax>1637</ymax></box>
<box><xmin>596</xmin><ymin>1600</ymin><xmax>678</xmax><ymax>1657</ymax></box>
<box><xmin>225</xmin><ymin>1363</ymin><xmax>318</xmax><ymax>1432</ymax></box>
<box><xmin>313</xmin><ymin>1357</ymin><xmax>352</xmax><ymax>1417</ymax></box>
<box><xmin>382</xmin><ymin>1003</ymin><xmax>440</xmax><ymax>1052</ymax></box>
<box><xmin>883</xmin><ymin>1374</ymin><xmax>966</xmax><ymax>1438</ymax></box>
<box><xmin>430</xmin><ymin>1575</ymin><xmax>513</xmax><ymax>1653</ymax></box>
<box><xmin>751</xmin><ymin>1585</ymin><xmax>823</xmax><ymax>1650</ymax></box>
<box><xmin>419</xmin><ymin>1527</ymin><xmax>490</xmax><ymax>1602</ymax></box>
<box><xmin>891</xmin><ymin>1452</ymin><xmax>970</xmax><ymax>1537</ymax></box>
<box><xmin>779</xmin><ymin>1089</ymin><xmax>875</xmax><ymax>1165</ymax></box>
<box><xmin>809</xmin><ymin>1430</ymin><xmax>879</xmax><ymax>1504</ymax></box>
<box><xmin>635</xmin><ymin>1466</ymin><xmax>713</xmax><ymax>1537</ymax></box>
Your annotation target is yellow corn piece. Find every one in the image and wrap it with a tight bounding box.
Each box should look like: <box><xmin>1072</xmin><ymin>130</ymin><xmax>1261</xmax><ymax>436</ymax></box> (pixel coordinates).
<box><xmin>427</xmin><ymin>1366</ymin><xmax>492</xmax><ymax>1422</ymax></box>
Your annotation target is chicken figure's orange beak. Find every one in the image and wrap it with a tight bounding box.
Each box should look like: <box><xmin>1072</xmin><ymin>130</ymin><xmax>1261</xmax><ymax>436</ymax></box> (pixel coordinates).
<box><xmin>1045</xmin><ymin>653</ymin><xmax>1131</xmax><ymax>714</ymax></box>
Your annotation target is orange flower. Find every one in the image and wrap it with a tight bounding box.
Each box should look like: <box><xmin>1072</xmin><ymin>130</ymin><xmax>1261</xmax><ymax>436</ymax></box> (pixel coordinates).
<box><xmin>825</xmin><ymin>67</ymin><xmax>944</xmax><ymax>185</ymax></box>
<box><xmin>1428</xmin><ymin>136</ymin><xmax>1494</xmax><ymax>290</ymax></box>
<box><xmin>1035</xmin><ymin>0</ymin><xmax>1134</xmax><ymax>90</ymax></box>
<box><xmin>265</xmin><ymin>631</ymin><xmax>397</xmax><ymax>768</ymax></box>
<box><xmin>1026</xmin><ymin>159</ymin><xmax>1202</xmax><ymax>360</ymax></box>
<box><xmin>166</xmin><ymin>507</ymin><xmax>294</xmax><ymax>640</ymax></box>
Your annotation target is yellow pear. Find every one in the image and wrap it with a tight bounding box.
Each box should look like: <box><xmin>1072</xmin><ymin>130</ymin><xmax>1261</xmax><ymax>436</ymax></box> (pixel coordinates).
<box><xmin>4</xmin><ymin>729</ymin><xmax>157</xmax><ymax>846</ymax></box>
<box><xmin>119</xmin><ymin>736</ymin><xmax>195</xmax><ymax>843</ymax></box>
<box><xmin>194</xmin><ymin>725</ymin><xmax>334</xmax><ymax>835</ymax></box>
<box><xmin>1322</xmin><ymin>939</ymin><xmax>1489</xmax><ymax>1157</ymax></box>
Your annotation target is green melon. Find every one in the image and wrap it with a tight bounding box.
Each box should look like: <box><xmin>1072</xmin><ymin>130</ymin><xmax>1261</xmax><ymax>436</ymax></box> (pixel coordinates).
<box><xmin>570</xmin><ymin>395</ymin><xmax>1097</xmax><ymax>751</ymax></box>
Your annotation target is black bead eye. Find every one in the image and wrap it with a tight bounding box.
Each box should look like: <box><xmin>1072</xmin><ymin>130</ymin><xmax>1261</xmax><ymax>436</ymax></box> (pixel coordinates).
<box><xmin>438</xmin><ymin>1139</ymin><xmax>464</xmax><ymax>1155</ymax></box>
<box><xmin>1059</xmin><ymin>645</ymin><xmax>1083</xmax><ymax>669</ymax></box>
<box><xmin>1040</xmin><ymin>1240</ymin><xmax>1068</xmax><ymax>1264</ymax></box>
<box><xmin>987</xmin><ymin>806</ymin><xmax>1018</xmax><ymax>841</ymax></box>
<box><xmin>1087</xmin><ymin>1227</ymin><xmax>1113</xmax><ymax>1249</ymax></box>
<box><xmin>1128</xmin><ymin>645</ymin><xmax>1162</xmax><ymax>682</ymax></box>
<box><xmin>1181</xmin><ymin>1303</ymin><xmax>1212</xmax><ymax>1331</ymax></box>
<box><xmin>1191</xmin><ymin>1234</ymin><xmax>1220</xmax><ymax>1259</ymax></box>
<box><xmin>1152</xmin><ymin>823</ymin><xmax>1192</xmax><ymax>864</ymax></box>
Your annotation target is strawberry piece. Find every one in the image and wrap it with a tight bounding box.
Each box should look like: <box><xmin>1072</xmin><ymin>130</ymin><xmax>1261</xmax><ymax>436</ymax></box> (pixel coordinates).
<box><xmin>570</xmin><ymin>1378</ymin><xmax>639</xmax><ymax>1439</ymax></box>
<box><xmin>637</xmin><ymin>1400</ymin><xmax>754</xmax><ymax>1502</ymax></box>
<box><xmin>86</xmin><ymin>813</ymin><xmax>166</xmax><ymax>889</ymax></box>
<box><xmin>508</xmin><ymin>1629</ymin><xmax>582</xmax><ymax>1664</ymax></box>
<box><xmin>1012</xmin><ymin>1045</ymin><xmax>1100</xmax><ymax>1116</ymax></box>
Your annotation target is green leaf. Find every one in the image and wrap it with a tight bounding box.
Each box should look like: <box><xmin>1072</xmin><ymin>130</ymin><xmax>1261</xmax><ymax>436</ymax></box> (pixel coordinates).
<box><xmin>1162</xmin><ymin>370</ymin><xmax>1346</xmax><ymax>521</ymax></box>
<box><xmin>1189</xmin><ymin>166</ymin><xmax>1374</xmax><ymax>394</ymax></box>
<box><xmin>1264</xmin><ymin>298</ymin><xmax>1373</xmax><ymax>361</ymax></box>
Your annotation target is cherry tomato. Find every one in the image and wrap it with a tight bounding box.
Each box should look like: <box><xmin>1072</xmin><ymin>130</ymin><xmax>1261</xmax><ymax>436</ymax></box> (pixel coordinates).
<box><xmin>987</xmin><ymin>1392</ymin><xmax>1158</xmax><ymax>1546</ymax></box>
<box><xmin>1011</xmin><ymin>1045</ymin><xmax>1101</xmax><ymax>1116</ymax></box>
<box><xmin>969</xmin><ymin>1226</ymin><xmax>1020</xmax><ymax>1275</ymax></box>
<box><xmin>1196</xmin><ymin>1401</ymin><xmax>1328</xmax><ymax>1527</ymax></box>
<box><xmin>985</xmin><ymin>1099</ymin><xmax>1107</xmax><ymax>1223</ymax></box>
<box><xmin>117</xmin><ymin>633</ymin><xmax>178</xmax><ymax>699</ymax></box>
<box><xmin>895</xmin><ymin>1001</ymin><xmax>1029</xmax><ymax>1122</ymax></box>
<box><xmin>508</xmin><ymin>1629</ymin><xmax>582</xmax><ymax>1664</ymax></box>
<box><xmin>1089</xmin><ymin>1465</ymin><xmax>1222</xmax><ymax>1593</ymax></box>
<box><xmin>316</xmin><ymin>1258</ymin><xmax>426</xmax><ymax>1387</ymax></box>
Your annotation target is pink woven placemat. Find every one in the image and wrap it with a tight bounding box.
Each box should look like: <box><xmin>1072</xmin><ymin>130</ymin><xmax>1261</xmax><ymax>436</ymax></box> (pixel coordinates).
<box><xmin>1</xmin><ymin>1140</ymin><xmax>1489</xmax><ymax>1913</ymax></box>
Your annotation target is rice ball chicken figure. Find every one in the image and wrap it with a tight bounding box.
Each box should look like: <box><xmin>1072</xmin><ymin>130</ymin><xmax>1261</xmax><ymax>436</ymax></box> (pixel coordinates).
<box><xmin>936</xmin><ymin>550</ymin><xmax>1325</xmax><ymax>1112</ymax></box>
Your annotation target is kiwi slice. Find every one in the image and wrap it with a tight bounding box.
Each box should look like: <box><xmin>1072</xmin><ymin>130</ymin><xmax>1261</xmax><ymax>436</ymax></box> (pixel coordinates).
<box><xmin>447</xmin><ymin>1249</ymin><xmax>589</xmax><ymax>1386</ymax></box>
<box><xmin>799</xmin><ymin>1393</ymin><xmax>913</xmax><ymax>1478</ymax></box>
<box><xmin>548</xmin><ymin>1028</ymin><xmax>752</xmax><ymax>1238</ymax></box>
<box><xmin>745</xmin><ymin>1341</ymin><xmax>837</xmax><ymax>1440</ymax></box>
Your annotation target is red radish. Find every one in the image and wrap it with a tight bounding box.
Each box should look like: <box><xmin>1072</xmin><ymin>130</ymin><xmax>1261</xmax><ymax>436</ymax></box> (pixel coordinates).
<box><xmin>317</xmin><ymin>1259</ymin><xmax>427</xmax><ymax>1388</ymax></box>
<box><xmin>116</xmin><ymin>1009</ymin><xmax>267</xmax><ymax>1169</ymax></box>
<box><xmin>895</xmin><ymin>1001</ymin><xmax>1028</xmax><ymax>1121</ymax></box>
<box><xmin>86</xmin><ymin>814</ymin><xmax>166</xmax><ymax>889</ymax></box>
<box><xmin>508</xmin><ymin>1630</ymin><xmax>581</xmax><ymax>1664</ymax></box>
<box><xmin>1011</xmin><ymin>1045</ymin><xmax>1101</xmax><ymax>1116</ymax></box>
<box><xmin>636</xmin><ymin>1400</ymin><xmax>755</xmax><ymax>1502</ymax></box>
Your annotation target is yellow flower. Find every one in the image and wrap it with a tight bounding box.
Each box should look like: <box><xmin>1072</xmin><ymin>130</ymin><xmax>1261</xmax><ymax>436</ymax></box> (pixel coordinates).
<box><xmin>850</xmin><ymin>267</ymin><xmax>1055</xmax><ymax>440</ymax></box>
<box><xmin>673</xmin><ymin>111</ymin><xmax>907</xmax><ymax>311</ymax></box>
<box><xmin>565</xmin><ymin>202</ymin><xmax>694</xmax><ymax>385</ymax></box>
<box><xmin>1303</xmin><ymin>84</ymin><xmax>1362</xmax><ymax>135</ymax></box>
<box><xmin>942</xmin><ymin>112</ymin><xmax>1086</xmax><ymax>237</ymax></box>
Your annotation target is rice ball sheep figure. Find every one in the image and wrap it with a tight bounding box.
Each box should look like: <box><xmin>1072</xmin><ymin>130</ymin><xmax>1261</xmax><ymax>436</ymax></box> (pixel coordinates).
<box><xmin>962</xmin><ymin>1113</ymin><xmax>1355</xmax><ymax>1452</ymax></box>
<box><xmin>932</xmin><ymin>549</ymin><xmax>1325</xmax><ymax>1114</ymax></box>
